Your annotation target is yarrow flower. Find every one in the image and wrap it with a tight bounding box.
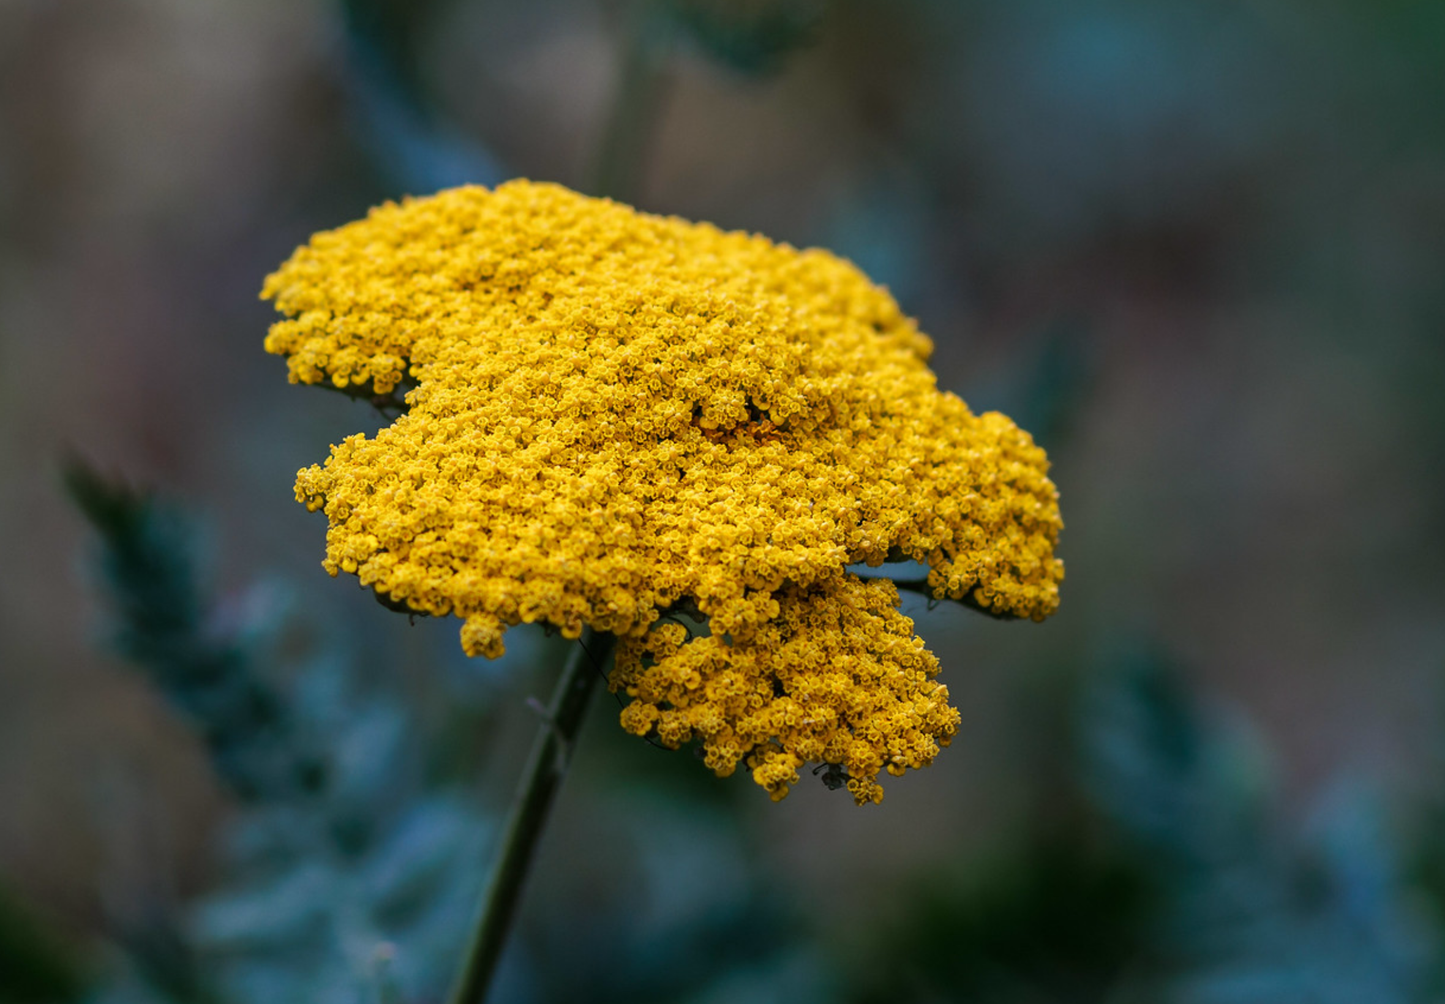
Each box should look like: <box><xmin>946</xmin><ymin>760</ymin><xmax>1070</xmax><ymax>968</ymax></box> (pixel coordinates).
<box><xmin>262</xmin><ymin>180</ymin><xmax>1063</xmax><ymax>804</ymax></box>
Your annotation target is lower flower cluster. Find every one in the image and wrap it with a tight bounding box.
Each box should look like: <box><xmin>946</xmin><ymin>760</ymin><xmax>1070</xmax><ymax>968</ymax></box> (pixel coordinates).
<box><xmin>612</xmin><ymin>575</ymin><xmax>960</xmax><ymax>804</ymax></box>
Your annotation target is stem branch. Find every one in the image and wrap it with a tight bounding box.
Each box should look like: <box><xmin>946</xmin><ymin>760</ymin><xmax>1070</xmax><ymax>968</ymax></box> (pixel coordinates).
<box><xmin>892</xmin><ymin>578</ymin><xmax>1021</xmax><ymax>621</ymax></box>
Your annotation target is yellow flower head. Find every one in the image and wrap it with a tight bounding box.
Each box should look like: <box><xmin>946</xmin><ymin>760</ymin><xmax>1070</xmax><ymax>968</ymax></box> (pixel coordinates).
<box><xmin>262</xmin><ymin>180</ymin><xmax>1062</xmax><ymax>804</ymax></box>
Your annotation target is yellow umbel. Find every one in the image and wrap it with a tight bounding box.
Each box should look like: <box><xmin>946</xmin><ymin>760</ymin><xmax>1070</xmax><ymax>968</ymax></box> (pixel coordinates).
<box><xmin>263</xmin><ymin>180</ymin><xmax>1062</xmax><ymax>803</ymax></box>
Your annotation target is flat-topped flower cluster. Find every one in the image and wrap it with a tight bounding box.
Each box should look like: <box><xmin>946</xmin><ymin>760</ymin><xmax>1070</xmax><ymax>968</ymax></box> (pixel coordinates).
<box><xmin>263</xmin><ymin>180</ymin><xmax>1063</xmax><ymax>803</ymax></box>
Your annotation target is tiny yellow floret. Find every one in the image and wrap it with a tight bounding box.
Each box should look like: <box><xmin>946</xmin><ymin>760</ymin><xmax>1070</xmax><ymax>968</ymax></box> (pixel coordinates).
<box><xmin>262</xmin><ymin>180</ymin><xmax>1063</xmax><ymax>804</ymax></box>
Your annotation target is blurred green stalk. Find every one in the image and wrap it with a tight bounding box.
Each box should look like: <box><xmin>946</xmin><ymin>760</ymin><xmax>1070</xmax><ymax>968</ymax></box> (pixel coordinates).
<box><xmin>447</xmin><ymin>7</ymin><xmax>668</xmax><ymax>1000</ymax></box>
<box><xmin>589</xmin><ymin>0</ymin><xmax>671</xmax><ymax>205</ymax></box>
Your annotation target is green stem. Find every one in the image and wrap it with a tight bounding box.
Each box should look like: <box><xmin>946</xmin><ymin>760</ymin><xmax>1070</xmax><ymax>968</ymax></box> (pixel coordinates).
<box><xmin>891</xmin><ymin>578</ymin><xmax>1020</xmax><ymax>621</ymax></box>
<box><xmin>589</xmin><ymin>0</ymin><xmax>671</xmax><ymax>202</ymax></box>
<box><xmin>447</xmin><ymin>7</ymin><xmax>663</xmax><ymax>1000</ymax></box>
<box><xmin>446</xmin><ymin>630</ymin><xmax>617</xmax><ymax>1004</ymax></box>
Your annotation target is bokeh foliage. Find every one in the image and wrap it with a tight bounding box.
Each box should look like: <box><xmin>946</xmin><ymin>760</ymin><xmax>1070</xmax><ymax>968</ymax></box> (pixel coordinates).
<box><xmin>3</xmin><ymin>0</ymin><xmax>1444</xmax><ymax>1000</ymax></box>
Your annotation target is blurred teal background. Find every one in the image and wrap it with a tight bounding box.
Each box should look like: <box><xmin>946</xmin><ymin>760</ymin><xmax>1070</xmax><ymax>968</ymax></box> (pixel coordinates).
<box><xmin>2</xmin><ymin>0</ymin><xmax>1444</xmax><ymax>1001</ymax></box>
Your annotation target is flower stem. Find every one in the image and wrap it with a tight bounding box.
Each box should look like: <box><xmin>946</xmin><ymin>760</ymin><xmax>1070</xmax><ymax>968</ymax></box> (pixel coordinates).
<box><xmin>448</xmin><ymin>7</ymin><xmax>660</xmax><ymax>999</ymax></box>
<box><xmin>589</xmin><ymin>0</ymin><xmax>671</xmax><ymax>203</ymax></box>
<box><xmin>446</xmin><ymin>629</ymin><xmax>617</xmax><ymax>1004</ymax></box>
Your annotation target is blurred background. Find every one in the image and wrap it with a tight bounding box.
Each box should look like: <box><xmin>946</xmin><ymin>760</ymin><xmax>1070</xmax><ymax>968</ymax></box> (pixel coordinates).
<box><xmin>2</xmin><ymin>0</ymin><xmax>1444</xmax><ymax>1001</ymax></box>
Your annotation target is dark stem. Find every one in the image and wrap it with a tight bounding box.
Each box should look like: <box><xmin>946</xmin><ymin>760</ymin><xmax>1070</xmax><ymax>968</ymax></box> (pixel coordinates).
<box><xmin>892</xmin><ymin>578</ymin><xmax>1022</xmax><ymax>621</ymax></box>
<box><xmin>445</xmin><ymin>629</ymin><xmax>617</xmax><ymax>1004</ymax></box>
<box><xmin>589</xmin><ymin>0</ymin><xmax>671</xmax><ymax>203</ymax></box>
